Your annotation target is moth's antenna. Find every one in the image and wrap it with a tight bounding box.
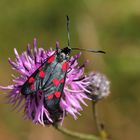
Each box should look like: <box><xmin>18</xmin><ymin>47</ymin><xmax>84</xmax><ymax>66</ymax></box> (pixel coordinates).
<box><xmin>66</xmin><ymin>15</ymin><xmax>70</xmax><ymax>48</ymax></box>
<box><xmin>71</xmin><ymin>48</ymin><xmax>106</xmax><ymax>54</ymax></box>
<box><xmin>66</xmin><ymin>16</ymin><xmax>105</xmax><ymax>54</ymax></box>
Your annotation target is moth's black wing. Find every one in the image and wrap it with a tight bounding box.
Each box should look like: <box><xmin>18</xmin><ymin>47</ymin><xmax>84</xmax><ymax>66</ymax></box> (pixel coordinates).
<box><xmin>21</xmin><ymin>53</ymin><xmax>68</xmax><ymax>107</ymax></box>
<box><xmin>21</xmin><ymin>53</ymin><xmax>68</xmax><ymax>123</ymax></box>
<box><xmin>42</xmin><ymin>60</ymin><xmax>68</xmax><ymax>123</ymax></box>
<box><xmin>42</xmin><ymin>61</ymin><xmax>68</xmax><ymax>111</ymax></box>
<box><xmin>21</xmin><ymin>54</ymin><xmax>57</xmax><ymax>95</ymax></box>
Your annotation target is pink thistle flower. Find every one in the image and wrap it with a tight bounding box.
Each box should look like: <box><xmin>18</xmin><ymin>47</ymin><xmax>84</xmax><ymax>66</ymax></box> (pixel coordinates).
<box><xmin>0</xmin><ymin>39</ymin><xmax>91</xmax><ymax>126</ymax></box>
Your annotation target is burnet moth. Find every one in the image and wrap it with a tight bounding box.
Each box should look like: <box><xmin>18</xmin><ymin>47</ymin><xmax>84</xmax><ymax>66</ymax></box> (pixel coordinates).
<box><xmin>21</xmin><ymin>16</ymin><xmax>105</xmax><ymax>121</ymax></box>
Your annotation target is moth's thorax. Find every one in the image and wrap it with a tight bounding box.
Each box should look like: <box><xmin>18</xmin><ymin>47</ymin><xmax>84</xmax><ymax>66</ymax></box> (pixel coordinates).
<box><xmin>57</xmin><ymin>47</ymin><xmax>71</xmax><ymax>62</ymax></box>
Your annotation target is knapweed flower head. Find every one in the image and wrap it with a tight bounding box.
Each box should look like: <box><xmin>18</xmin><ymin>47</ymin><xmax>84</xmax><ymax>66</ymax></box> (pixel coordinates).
<box><xmin>85</xmin><ymin>72</ymin><xmax>110</xmax><ymax>102</ymax></box>
<box><xmin>0</xmin><ymin>39</ymin><xmax>91</xmax><ymax>126</ymax></box>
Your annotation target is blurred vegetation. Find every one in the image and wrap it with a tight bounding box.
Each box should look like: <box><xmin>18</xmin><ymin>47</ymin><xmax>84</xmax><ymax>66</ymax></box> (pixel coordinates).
<box><xmin>0</xmin><ymin>0</ymin><xmax>140</xmax><ymax>140</ymax></box>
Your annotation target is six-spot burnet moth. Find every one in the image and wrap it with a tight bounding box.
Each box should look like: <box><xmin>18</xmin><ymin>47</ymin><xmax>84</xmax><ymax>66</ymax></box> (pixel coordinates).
<box><xmin>21</xmin><ymin>16</ymin><xmax>105</xmax><ymax>120</ymax></box>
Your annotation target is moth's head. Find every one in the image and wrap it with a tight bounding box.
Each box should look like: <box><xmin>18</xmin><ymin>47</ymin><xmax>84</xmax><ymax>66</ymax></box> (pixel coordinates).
<box><xmin>61</xmin><ymin>46</ymin><xmax>71</xmax><ymax>55</ymax></box>
<box><xmin>56</xmin><ymin>47</ymin><xmax>71</xmax><ymax>62</ymax></box>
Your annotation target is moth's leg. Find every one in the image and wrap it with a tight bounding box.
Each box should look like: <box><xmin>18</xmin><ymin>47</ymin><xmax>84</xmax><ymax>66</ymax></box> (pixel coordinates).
<box><xmin>72</xmin><ymin>76</ymin><xmax>85</xmax><ymax>82</ymax></box>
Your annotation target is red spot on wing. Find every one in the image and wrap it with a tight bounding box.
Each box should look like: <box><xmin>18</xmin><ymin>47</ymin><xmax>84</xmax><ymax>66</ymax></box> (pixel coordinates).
<box><xmin>47</xmin><ymin>55</ymin><xmax>55</xmax><ymax>63</ymax></box>
<box><xmin>60</xmin><ymin>78</ymin><xmax>64</xmax><ymax>83</ymax></box>
<box><xmin>52</xmin><ymin>78</ymin><xmax>60</xmax><ymax>86</ymax></box>
<box><xmin>54</xmin><ymin>91</ymin><xmax>61</xmax><ymax>98</ymax></box>
<box><xmin>28</xmin><ymin>77</ymin><xmax>35</xmax><ymax>84</ymax></box>
<box><xmin>48</xmin><ymin>94</ymin><xmax>54</xmax><ymax>100</ymax></box>
<box><xmin>39</xmin><ymin>71</ymin><xmax>45</xmax><ymax>78</ymax></box>
<box><xmin>62</xmin><ymin>62</ymin><xmax>68</xmax><ymax>71</ymax></box>
<box><xmin>30</xmin><ymin>84</ymin><xmax>35</xmax><ymax>90</ymax></box>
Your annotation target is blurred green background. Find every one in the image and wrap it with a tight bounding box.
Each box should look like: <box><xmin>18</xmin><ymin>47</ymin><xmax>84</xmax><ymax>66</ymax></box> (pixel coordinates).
<box><xmin>0</xmin><ymin>0</ymin><xmax>140</xmax><ymax>140</ymax></box>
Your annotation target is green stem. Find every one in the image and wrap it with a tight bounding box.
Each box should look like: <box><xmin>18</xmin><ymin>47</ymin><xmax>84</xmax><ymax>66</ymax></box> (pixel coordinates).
<box><xmin>54</xmin><ymin>124</ymin><xmax>101</xmax><ymax>140</ymax></box>
<box><xmin>92</xmin><ymin>101</ymin><xmax>101</xmax><ymax>134</ymax></box>
<box><xmin>92</xmin><ymin>101</ymin><xmax>108</xmax><ymax>140</ymax></box>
